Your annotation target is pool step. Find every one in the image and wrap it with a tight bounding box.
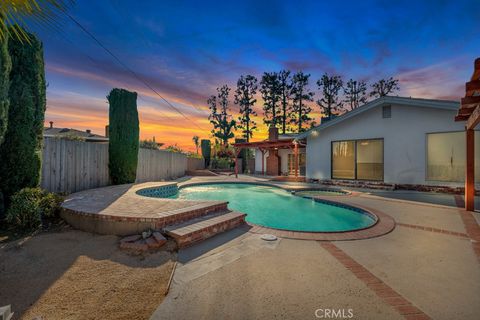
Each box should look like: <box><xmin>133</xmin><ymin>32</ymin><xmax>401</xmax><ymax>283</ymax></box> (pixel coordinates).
<box><xmin>165</xmin><ymin>210</ymin><xmax>247</xmax><ymax>248</ymax></box>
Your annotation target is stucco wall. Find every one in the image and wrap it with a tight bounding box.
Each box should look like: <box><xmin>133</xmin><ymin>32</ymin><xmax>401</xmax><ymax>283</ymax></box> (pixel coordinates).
<box><xmin>306</xmin><ymin>103</ymin><xmax>467</xmax><ymax>185</ymax></box>
<box><xmin>254</xmin><ymin>147</ymin><xmax>306</xmax><ymax>175</ymax></box>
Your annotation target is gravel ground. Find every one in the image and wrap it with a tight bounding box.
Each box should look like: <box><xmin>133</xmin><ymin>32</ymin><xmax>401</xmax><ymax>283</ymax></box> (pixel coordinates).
<box><xmin>0</xmin><ymin>227</ymin><xmax>176</xmax><ymax>320</ymax></box>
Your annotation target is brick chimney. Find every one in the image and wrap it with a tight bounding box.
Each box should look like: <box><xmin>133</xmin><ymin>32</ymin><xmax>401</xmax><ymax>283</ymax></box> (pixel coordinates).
<box><xmin>268</xmin><ymin>126</ymin><xmax>279</xmax><ymax>141</ymax></box>
<box><xmin>105</xmin><ymin>125</ymin><xmax>109</xmax><ymax>138</ymax></box>
<box><xmin>49</xmin><ymin>121</ymin><xmax>53</xmax><ymax>129</ymax></box>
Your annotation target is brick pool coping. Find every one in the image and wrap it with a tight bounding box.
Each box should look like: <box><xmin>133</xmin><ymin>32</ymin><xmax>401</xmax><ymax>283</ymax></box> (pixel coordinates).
<box><xmin>247</xmin><ymin>199</ymin><xmax>395</xmax><ymax>241</ymax></box>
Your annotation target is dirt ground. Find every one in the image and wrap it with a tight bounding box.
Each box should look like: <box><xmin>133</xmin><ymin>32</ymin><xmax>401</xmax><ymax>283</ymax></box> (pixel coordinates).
<box><xmin>0</xmin><ymin>226</ymin><xmax>176</xmax><ymax>320</ymax></box>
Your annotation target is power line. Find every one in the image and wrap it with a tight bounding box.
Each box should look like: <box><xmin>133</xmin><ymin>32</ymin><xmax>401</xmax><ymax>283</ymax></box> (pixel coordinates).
<box><xmin>64</xmin><ymin>12</ymin><xmax>208</xmax><ymax>131</ymax></box>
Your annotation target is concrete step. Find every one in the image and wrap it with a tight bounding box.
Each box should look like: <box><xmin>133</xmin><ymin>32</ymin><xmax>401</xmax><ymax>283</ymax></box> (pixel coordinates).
<box><xmin>165</xmin><ymin>211</ymin><xmax>247</xmax><ymax>248</ymax></box>
<box><xmin>160</xmin><ymin>201</ymin><xmax>229</xmax><ymax>228</ymax></box>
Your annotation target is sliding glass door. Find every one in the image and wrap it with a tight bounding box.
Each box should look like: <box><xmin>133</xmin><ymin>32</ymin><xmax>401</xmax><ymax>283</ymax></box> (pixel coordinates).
<box><xmin>331</xmin><ymin>139</ymin><xmax>384</xmax><ymax>181</ymax></box>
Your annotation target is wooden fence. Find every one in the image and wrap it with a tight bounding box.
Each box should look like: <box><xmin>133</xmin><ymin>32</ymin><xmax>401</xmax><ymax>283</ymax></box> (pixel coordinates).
<box><xmin>186</xmin><ymin>157</ymin><xmax>205</xmax><ymax>171</ymax></box>
<box><xmin>41</xmin><ymin>138</ymin><xmax>187</xmax><ymax>193</ymax></box>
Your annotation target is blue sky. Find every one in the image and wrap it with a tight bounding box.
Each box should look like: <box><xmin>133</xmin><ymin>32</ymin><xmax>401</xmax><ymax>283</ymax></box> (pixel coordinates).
<box><xmin>31</xmin><ymin>0</ymin><xmax>480</xmax><ymax>149</ymax></box>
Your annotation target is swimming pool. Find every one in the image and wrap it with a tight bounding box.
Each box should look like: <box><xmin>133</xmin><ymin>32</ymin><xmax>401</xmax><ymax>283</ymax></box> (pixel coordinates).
<box><xmin>140</xmin><ymin>183</ymin><xmax>376</xmax><ymax>232</ymax></box>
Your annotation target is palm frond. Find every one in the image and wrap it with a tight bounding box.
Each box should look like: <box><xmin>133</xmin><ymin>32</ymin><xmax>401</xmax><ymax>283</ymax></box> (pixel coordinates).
<box><xmin>0</xmin><ymin>0</ymin><xmax>74</xmax><ymax>43</ymax></box>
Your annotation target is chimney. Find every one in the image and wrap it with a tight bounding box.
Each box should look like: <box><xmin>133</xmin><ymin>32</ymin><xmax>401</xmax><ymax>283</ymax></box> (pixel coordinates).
<box><xmin>268</xmin><ymin>126</ymin><xmax>279</xmax><ymax>141</ymax></box>
<box><xmin>105</xmin><ymin>125</ymin><xmax>109</xmax><ymax>138</ymax></box>
<box><xmin>49</xmin><ymin>121</ymin><xmax>53</xmax><ymax>129</ymax></box>
<box><xmin>86</xmin><ymin>129</ymin><xmax>91</xmax><ymax>134</ymax></box>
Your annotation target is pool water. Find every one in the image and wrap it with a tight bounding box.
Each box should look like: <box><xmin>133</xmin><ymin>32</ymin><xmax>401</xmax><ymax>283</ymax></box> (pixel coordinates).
<box><xmin>169</xmin><ymin>183</ymin><xmax>375</xmax><ymax>232</ymax></box>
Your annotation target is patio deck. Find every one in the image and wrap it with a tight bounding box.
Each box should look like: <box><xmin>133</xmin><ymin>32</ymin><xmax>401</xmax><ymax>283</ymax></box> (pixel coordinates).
<box><xmin>151</xmin><ymin>176</ymin><xmax>480</xmax><ymax>320</ymax></box>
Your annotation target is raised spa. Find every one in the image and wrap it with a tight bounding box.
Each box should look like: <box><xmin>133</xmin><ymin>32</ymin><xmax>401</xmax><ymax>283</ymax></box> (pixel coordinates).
<box><xmin>139</xmin><ymin>183</ymin><xmax>376</xmax><ymax>232</ymax></box>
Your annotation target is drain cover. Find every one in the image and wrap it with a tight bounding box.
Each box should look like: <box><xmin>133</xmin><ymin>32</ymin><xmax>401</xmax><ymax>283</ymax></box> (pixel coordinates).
<box><xmin>261</xmin><ymin>234</ymin><xmax>277</xmax><ymax>241</ymax></box>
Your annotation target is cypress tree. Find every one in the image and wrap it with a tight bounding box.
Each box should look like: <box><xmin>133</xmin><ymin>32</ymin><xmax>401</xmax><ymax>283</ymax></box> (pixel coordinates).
<box><xmin>0</xmin><ymin>15</ymin><xmax>11</xmax><ymax>145</ymax></box>
<box><xmin>201</xmin><ymin>139</ymin><xmax>211</xmax><ymax>167</ymax></box>
<box><xmin>108</xmin><ymin>88</ymin><xmax>139</xmax><ymax>184</ymax></box>
<box><xmin>0</xmin><ymin>27</ymin><xmax>45</xmax><ymax>202</ymax></box>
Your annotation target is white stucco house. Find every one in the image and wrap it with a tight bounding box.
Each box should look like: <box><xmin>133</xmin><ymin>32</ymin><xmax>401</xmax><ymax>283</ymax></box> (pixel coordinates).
<box><xmin>293</xmin><ymin>96</ymin><xmax>478</xmax><ymax>187</ymax></box>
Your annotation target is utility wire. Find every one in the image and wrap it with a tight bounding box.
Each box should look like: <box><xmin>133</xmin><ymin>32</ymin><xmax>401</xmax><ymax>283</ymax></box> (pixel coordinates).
<box><xmin>64</xmin><ymin>12</ymin><xmax>207</xmax><ymax>131</ymax></box>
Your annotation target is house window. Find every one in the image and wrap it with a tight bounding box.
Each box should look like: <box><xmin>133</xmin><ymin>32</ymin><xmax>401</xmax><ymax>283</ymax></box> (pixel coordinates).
<box><xmin>426</xmin><ymin>131</ymin><xmax>480</xmax><ymax>182</ymax></box>
<box><xmin>332</xmin><ymin>141</ymin><xmax>355</xmax><ymax>179</ymax></box>
<box><xmin>382</xmin><ymin>105</ymin><xmax>391</xmax><ymax>118</ymax></box>
<box><xmin>332</xmin><ymin>139</ymin><xmax>384</xmax><ymax>181</ymax></box>
<box><xmin>287</xmin><ymin>153</ymin><xmax>306</xmax><ymax>175</ymax></box>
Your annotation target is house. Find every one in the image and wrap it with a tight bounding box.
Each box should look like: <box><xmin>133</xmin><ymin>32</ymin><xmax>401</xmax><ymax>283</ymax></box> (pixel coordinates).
<box><xmin>234</xmin><ymin>127</ymin><xmax>306</xmax><ymax>178</ymax></box>
<box><xmin>43</xmin><ymin>122</ymin><xmax>109</xmax><ymax>142</ymax></box>
<box><xmin>295</xmin><ymin>96</ymin><xmax>479</xmax><ymax>188</ymax></box>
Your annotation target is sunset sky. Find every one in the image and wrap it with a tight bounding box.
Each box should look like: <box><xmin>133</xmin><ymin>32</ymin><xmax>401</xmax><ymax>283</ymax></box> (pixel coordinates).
<box><xmin>30</xmin><ymin>0</ymin><xmax>480</xmax><ymax>151</ymax></box>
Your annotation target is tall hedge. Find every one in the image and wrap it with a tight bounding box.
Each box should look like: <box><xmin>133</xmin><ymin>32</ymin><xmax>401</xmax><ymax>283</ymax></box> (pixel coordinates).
<box><xmin>108</xmin><ymin>88</ymin><xmax>139</xmax><ymax>184</ymax></box>
<box><xmin>201</xmin><ymin>139</ymin><xmax>211</xmax><ymax>167</ymax></box>
<box><xmin>0</xmin><ymin>16</ymin><xmax>11</xmax><ymax>145</ymax></box>
<box><xmin>0</xmin><ymin>28</ymin><xmax>45</xmax><ymax>202</ymax></box>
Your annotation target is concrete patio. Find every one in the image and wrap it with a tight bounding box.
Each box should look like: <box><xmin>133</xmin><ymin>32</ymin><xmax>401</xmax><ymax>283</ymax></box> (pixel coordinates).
<box><xmin>150</xmin><ymin>175</ymin><xmax>480</xmax><ymax>320</ymax></box>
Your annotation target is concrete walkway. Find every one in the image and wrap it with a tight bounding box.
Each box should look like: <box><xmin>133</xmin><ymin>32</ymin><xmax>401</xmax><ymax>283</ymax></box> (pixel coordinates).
<box><xmin>151</xmin><ymin>176</ymin><xmax>480</xmax><ymax>320</ymax></box>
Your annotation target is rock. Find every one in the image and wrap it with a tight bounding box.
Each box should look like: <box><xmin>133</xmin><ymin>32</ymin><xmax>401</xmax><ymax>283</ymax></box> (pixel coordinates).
<box><xmin>152</xmin><ymin>232</ymin><xmax>167</xmax><ymax>246</ymax></box>
<box><xmin>120</xmin><ymin>234</ymin><xmax>141</xmax><ymax>243</ymax></box>
<box><xmin>145</xmin><ymin>237</ymin><xmax>161</xmax><ymax>248</ymax></box>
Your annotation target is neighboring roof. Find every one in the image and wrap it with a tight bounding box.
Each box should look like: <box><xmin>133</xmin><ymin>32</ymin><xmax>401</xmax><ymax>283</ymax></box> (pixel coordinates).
<box><xmin>295</xmin><ymin>96</ymin><xmax>459</xmax><ymax>140</ymax></box>
<box><xmin>44</xmin><ymin>127</ymin><xmax>109</xmax><ymax>141</ymax></box>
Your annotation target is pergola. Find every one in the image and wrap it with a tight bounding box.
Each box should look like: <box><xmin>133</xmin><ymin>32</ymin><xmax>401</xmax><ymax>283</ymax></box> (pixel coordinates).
<box><xmin>232</xmin><ymin>138</ymin><xmax>303</xmax><ymax>178</ymax></box>
<box><xmin>455</xmin><ymin>57</ymin><xmax>480</xmax><ymax>211</ymax></box>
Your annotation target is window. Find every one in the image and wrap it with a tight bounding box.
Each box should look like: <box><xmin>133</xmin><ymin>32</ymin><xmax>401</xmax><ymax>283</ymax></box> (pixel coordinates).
<box><xmin>332</xmin><ymin>139</ymin><xmax>384</xmax><ymax>181</ymax></box>
<box><xmin>426</xmin><ymin>131</ymin><xmax>480</xmax><ymax>182</ymax></box>
<box><xmin>357</xmin><ymin>139</ymin><xmax>384</xmax><ymax>180</ymax></box>
<box><xmin>332</xmin><ymin>141</ymin><xmax>356</xmax><ymax>179</ymax></box>
<box><xmin>382</xmin><ymin>105</ymin><xmax>391</xmax><ymax>118</ymax></box>
<box><xmin>287</xmin><ymin>153</ymin><xmax>306</xmax><ymax>175</ymax></box>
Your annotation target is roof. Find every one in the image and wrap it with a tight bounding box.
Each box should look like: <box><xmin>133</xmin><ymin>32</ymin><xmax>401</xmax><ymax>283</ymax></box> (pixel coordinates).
<box><xmin>234</xmin><ymin>138</ymin><xmax>295</xmax><ymax>149</ymax></box>
<box><xmin>455</xmin><ymin>57</ymin><xmax>480</xmax><ymax>123</ymax></box>
<box><xmin>44</xmin><ymin>127</ymin><xmax>109</xmax><ymax>141</ymax></box>
<box><xmin>295</xmin><ymin>96</ymin><xmax>459</xmax><ymax>140</ymax></box>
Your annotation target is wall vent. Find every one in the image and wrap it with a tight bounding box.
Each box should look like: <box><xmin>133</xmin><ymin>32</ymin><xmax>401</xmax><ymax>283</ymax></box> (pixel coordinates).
<box><xmin>382</xmin><ymin>105</ymin><xmax>392</xmax><ymax>118</ymax></box>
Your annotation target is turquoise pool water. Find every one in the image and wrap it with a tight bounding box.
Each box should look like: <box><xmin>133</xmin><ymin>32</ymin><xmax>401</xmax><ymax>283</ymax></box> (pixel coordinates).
<box><xmin>169</xmin><ymin>183</ymin><xmax>376</xmax><ymax>232</ymax></box>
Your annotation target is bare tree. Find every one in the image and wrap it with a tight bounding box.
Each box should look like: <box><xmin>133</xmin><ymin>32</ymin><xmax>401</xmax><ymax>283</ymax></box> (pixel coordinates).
<box><xmin>370</xmin><ymin>77</ymin><xmax>400</xmax><ymax>98</ymax></box>
<box><xmin>234</xmin><ymin>75</ymin><xmax>257</xmax><ymax>142</ymax></box>
<box><xmin>260</xmin><ymin>72</ymin><xmax>281</xmax><ymax>128</ymax></box>
<box><xmin>344</xmin><ymin>79</ymin><xmax>368</xmax><ymax>110</ymax></box>
<box><xmin>316</xmin><ymin>73</ymin><xmax>344</xmax><ymax>119</ymax></box>
<box><xmin>289</xmin><ymin>71</ymin><xmax>314</xmax><ymax>133</ymax></box>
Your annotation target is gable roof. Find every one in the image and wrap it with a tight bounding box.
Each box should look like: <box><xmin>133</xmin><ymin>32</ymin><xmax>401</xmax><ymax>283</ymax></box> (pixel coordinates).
<box><xmin>295</xmin><ymin>96</ymin><xmax>459</xmax><ymax>140</ymax></box>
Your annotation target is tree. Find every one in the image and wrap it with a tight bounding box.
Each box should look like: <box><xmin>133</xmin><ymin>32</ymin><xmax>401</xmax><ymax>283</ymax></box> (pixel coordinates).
<box><xmin>260</xmin><ymin>72</ymin><xmax>281</xmax><ymax>128</ymax></box>
<box><xmin>317</xmin><ymin>73</ymin><xmax>344</xmax><ymax>119</ymax></box>
<box><xmin>208</xmin><ymin>85</ymin><xmax>236</xmax><ymax>146</ymax></box>
<box><xmin>370</xmin><ymin>77</ymin><xmax>400</xmax><ymax>98</ymax></box>
<box><xmin>108</xmin><ymin>88</ymin><xmax>139</xmax><ymax>184</ymax></box>
<box><xmin>344</xmin><ymin>79</ymin><xmax>368</xmax><ymax>110</ymax></box>
<box><xmin>192</xmin><ymin>135</ymin><xmax>199</xmax><ymax>154</ymax></box>
<box><xmin>0</xmin><ymin>16</ymin><xmax>11</xmax><ymax>145</ymax></box>
<box><xmin>0</xmin><ymin>1</ymin><xmax>73</xmax><ymax>43</ymax></box>
<box><xmin>234</xmin><ymin>74</ymin><xmax>257</xmax><ymax>142</ymax></box>
<box><xmin>289</xmin><ymin>71</ymin><xmax>314</xmax><ymax>133</ymax></box>
<box><xmin>278</xmin><ymin>70</ymin><xmax>292</xmax><ymax>134</ymax></box>
<box><xmin>0</xmin><ymin>28</ymin><xmax>45</xmax><ymax>202</ymax></box>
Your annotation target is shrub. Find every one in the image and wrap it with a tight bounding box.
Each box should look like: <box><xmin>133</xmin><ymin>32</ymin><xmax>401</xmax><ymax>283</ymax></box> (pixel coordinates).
<box><xmin>140</xmin><ymin>138</ymin><xmax>163</xmax><ymax>150</ymax></box>
<box><xmin>0</xmin><ymin>19</ymin><xmax>11</xmax><ymax>145</ymax></box>
<box><xmin>200</xmin><ymin>139</ymin><xmax>211</xmax><ymax>166</ymax></box>
<box><xmin>6</xmin><ymin>188</ymin><xmax>63</xmax><ymax>229</ymax></box>
<box><xmin>108</xmin><ymin>88</ymin><xmax>139</xmax><ymax>184</ymax></box>
<box><xmin>211</xmin><ymin>157</ymin><xmax>233</xmax><ymax>169</ymax></box>
<box><xmin>0</xmin><ymin>27</ymin><xmax>45</xmax><ymax>201</ymax></box>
